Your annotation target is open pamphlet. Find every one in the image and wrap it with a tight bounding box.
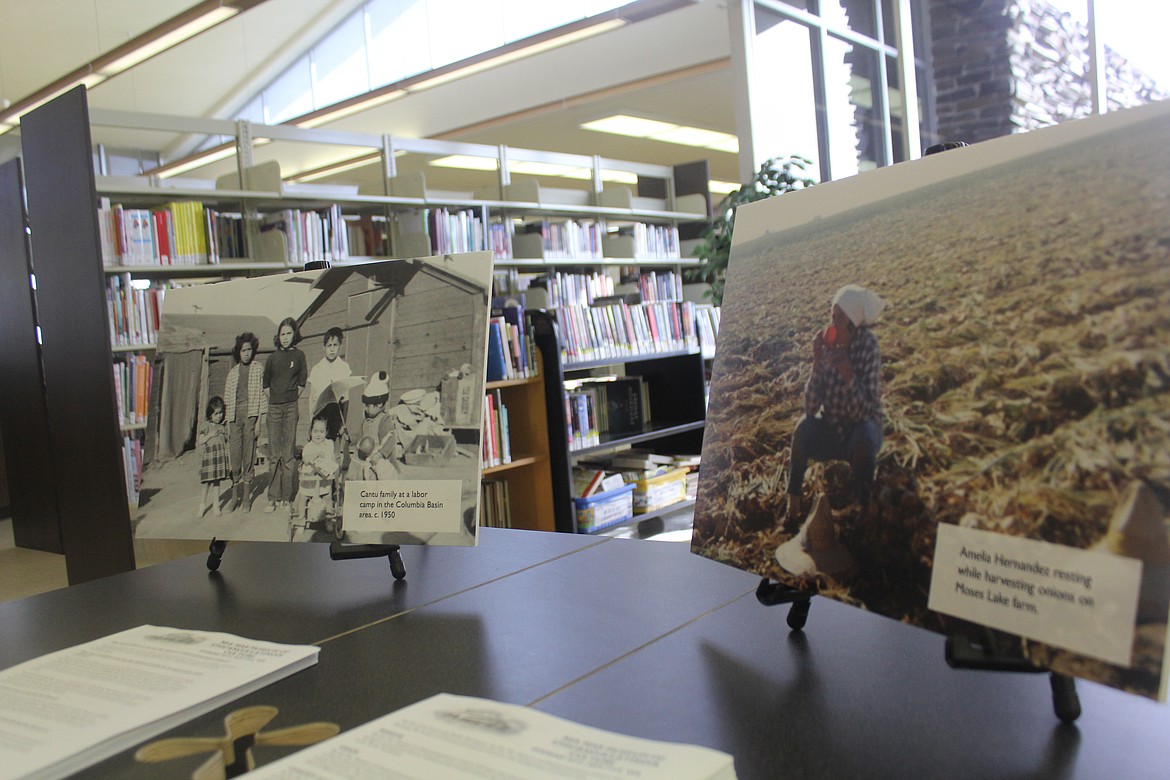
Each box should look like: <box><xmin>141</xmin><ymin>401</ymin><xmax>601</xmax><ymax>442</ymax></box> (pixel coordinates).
<box><xmin>0</xmin><ymin>625</ymin><xmax>319</xmax><ymax>780</ymax></box>
<box><xmin>248</xmin><ymin>692</ymin><xmax>737</xmax><ymax>779</ymax></box>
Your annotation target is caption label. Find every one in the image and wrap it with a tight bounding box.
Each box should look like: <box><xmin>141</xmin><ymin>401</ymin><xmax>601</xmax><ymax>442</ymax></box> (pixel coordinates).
<box><xmin>343</xmin><ymin>480</ymin><xmax>462</xmax><ymax>535</ymax></box>
<box><xmin>929</xmin><ymin>523</ymin><xmax>1142</xmax><ymax>666</ymax></box>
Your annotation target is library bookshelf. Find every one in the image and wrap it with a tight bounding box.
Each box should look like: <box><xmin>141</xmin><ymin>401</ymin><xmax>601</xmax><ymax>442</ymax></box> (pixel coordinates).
<box><xmin>531</xmin><ymin>308</ymin><xmax>708</xmax><ymax>536</ymax></box>
<box><xmin>482</xmin><ymin>361</ymin><xmax>555</xmax><ymax>532</ymax></box>
<box><xmin>10</xmin><ymin>87</ymin><xmax>710</xmax><ymax>577</ymax></box>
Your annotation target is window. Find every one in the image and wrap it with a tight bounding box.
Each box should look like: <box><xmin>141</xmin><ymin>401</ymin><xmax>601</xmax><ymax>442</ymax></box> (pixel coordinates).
<box><xmin>746</xmin><ymin>0</ymin><xmax>929</xmax><ymax>181</ymax></box>
<box><xmin>256</xmin><ymin>0</ymin><xmax>627</xmax><ymax>126</ymax></box>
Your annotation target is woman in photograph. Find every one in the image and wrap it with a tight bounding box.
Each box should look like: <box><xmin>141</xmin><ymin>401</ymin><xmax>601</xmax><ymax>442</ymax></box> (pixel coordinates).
<box><xmin>263</xmin><ymin>317</ymin><xmax>307</xmax><ymax>515</ymax></box>
<box><xmin>224</xmin><ymin>331</ymin><xmax>265</xmax><ymax>511</ymax></box>
<box><xmin>786</xmin><ymin>284</ymin><xmax>886</xmax><ymax>520</ymax></box>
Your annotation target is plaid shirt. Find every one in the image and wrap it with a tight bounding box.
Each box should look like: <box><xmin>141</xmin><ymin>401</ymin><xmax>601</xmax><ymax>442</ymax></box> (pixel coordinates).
<box><xmin>224</xmin><ymin>359</ymin><xmax>267</xmax><ymax>422</ymax></box>
<box><xmin>804</xmin><ymin>326</ymin><xmax>882</xmax><ymax>436</ymax></box>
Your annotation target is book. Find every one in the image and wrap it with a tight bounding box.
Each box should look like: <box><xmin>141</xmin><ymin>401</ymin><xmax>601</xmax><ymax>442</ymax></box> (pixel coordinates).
<box><xmin>246</xmin><ymin>693</ymin><xmax>736</xmax><ymax>779</ymax></box>
<box><xmin>574</xmin><ymin>468</ymin><xmax>606</xmax><ymax>498</ymax></box>
<box><xmin>0</xmin><ymin>625</ymin><xmax>319</xmax><ymax>780</ymax></box>
<box><xmin>486</xmin><ymin>319</ymin><xmax>509</xmax><ymax>381</ymax></box>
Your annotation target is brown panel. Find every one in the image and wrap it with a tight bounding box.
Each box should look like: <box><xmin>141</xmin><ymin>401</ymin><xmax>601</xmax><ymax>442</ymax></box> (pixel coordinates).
<box><xmin>20</xmin><ymin>87</ymin><xmax>135</xmax><ymax>583</ymax></box>
<box><xmin>0</xmin><ymin>158</ymin><xmax>62</xmax><ymax>552</ymax></box>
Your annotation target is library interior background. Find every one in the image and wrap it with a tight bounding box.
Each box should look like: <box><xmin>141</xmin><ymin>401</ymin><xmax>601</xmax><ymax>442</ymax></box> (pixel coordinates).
<box><xmin>0</xmin><ymin>0</ymin><xmax>1167</xmax><ymax>585</ymax></box>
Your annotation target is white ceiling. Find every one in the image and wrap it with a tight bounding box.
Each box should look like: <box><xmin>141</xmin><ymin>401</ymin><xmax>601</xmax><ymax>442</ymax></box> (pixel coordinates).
<box><xmin>0</xmin><ymin>0</ymin><xmax>741</xmax><ymax>189</ymax></box>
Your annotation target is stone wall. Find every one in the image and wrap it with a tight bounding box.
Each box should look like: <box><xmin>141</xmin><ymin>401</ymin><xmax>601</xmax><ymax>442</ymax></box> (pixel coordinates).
<box><xmin>927</xmin><ymin>0</ymin><xmax>1167</xmax><ymax>145</ymax></box>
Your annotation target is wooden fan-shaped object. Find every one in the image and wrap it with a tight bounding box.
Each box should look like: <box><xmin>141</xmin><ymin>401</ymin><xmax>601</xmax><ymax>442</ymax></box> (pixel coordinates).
<box><xmin>135</xmin><ymin>706</ymin><xmax>340</xmax><ymax>779</ymax></box>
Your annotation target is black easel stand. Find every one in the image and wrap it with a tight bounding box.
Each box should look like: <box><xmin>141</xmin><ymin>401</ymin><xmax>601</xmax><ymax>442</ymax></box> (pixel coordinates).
<box><xmin>328</xmin><ymin>543</ymin><xmax>406</xmax><ymax>580</ymax></box>
<box><xmin>756</xmin><ymin>578</ymin><xmax>814</xmax><ymax>630</ymax></box>
<box><xmin>756</xmin><ymin>578</ymin><xmax>1080</xmax><ymax>722</ymax></box>
<box><xmin>205</xmin><ymin>538</ymin><xmax>407</xmax><ymax>580</ymax></box>
<box><xmin>945</xmin><ymin>627</ymin><xmax>1081</xmax><ymax>723</ymax></box>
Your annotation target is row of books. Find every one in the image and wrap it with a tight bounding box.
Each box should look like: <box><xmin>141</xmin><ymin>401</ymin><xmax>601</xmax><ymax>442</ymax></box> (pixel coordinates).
<box><xmin>512</xmin><ymin>219</ymin><xmax>604</xmax><ymax>261</ymax></box>
<box><xmin>259</xmin><ymin>205</ymin><xmax>350</xmax><ymax>264</ymax></box>
<box><xmin>486</xmin><ymin>307</ymin><xmax>536</xmax><ymax>381</ymax></box>
<box><xmin>122</xmin><ymin>435</ymin><xmax>143</xmax><ymax>504</ymax></box>
<box><xmin>99</xmin><ymin>199</ymin><xmax>240</xmax><ymax>266</ymax></box>
<box><xmin>636</xmin><ymin>270</ymin><xmax>685</xmax><ymax>303</ymax></box>
<box><xmin>416</xmin><ymin>208</ymin><xmax>515</xmax><ymax>261</ymax></box>
<box><xmin>480</xmin><ymin>478</ymin><xmax>513</xmax><ymax>528</ymax></box>
<box><xmin>482</xmin><ymin>389</ymin><xmax>512</xmax><ymax>469</ymax></box>
<box><xmin>695</xmin><ymin>303</ymin><xmax>721</xmax><ymax>358</ymax></box>
<box><xmin>605</xmin><ymin>223</ymin><xmax>681</xmax><ymax>260</ymax></box>
<box><xmin>563</xmin><ymin>375</ymin><xmax>650</xmax><ymax>452</ymax></box>
<box><xmin>426</xmin><ymin>207</ymin><xmax>485</xmax><ymax>256</ymax></box>
<box><xmin>558</xmin><ymin>300</ymin><xmax>699</xmax><ymax>364</ymax></box>
<box><xmin>345</xmin><ymin>214</ymin><xmax>392</xmax><ymax>257</ymax></box>
<box><xmin>106</xmin><ymin>275</ymin><xmax>172</xmax><ymax>347</ymax></box>
<box><xmin>544</xmin><ymin>270</ymin><xmax>615</xmax><ymax>308</ymax></box>
<box><xmin>492</xmin><ymin>268</ymin><xmax>530</xmax><ymax>298</ymax></box>
<box><xmin>113</xmin><ymin>353</ymin><xmax>152</xmax><ymax>429</ymax></box>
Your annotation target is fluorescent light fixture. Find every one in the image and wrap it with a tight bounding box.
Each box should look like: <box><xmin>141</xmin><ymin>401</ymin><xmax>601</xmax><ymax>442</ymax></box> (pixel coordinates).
<box><xmin>156</xmin><ymin>144</ymin><xmax>238</xmax><ymax>178</ymax></box>
<box><xmin>704</xmin><ymin>137</ymin><xmax>740</xmax><ymax>154</ymax></box>
<box><xmin>151</xmin><ymin>135</ymin><xmax>275</xmax><ymax>179</ymax></box>
<box><xmin>0</xmin><ymin>1</ymin><xmax>252</xmax><ymax>133</ymax></box>
<box><xmin>429</xmin><ymin>155</ymin><xmax>499</xmax><ymax>171</ymax></box>
<box><xmin>285</xmin><ymin>152</ymin><xmax>384</xmax><ymax>183</ymax></box>
<box><xmin>580</xmin><ymin>113</ymin><xmax>740</xmax><ymax>154</ymax></box>
<box><xmin>429</xmin><ymin>155</ymin><xmax>638</xmax><ymax>185</ymax></box>
<box><xmin>581</xmin><ymin>115</ymin><xmax>679</xmax><ymax>138</ymax></box>
<box><xmin>558</xmin><ymin>168</ymin><xmax>639</xmax><ymax>185</ymax></box>
<box><xmin>709</xmin><ymin>180</ymin><xmax>741</xmax><ymax>194</ymax></box>
<box><xmin>408</xmin><ymin>19</ymin><xmax>625</xmax><ymax>93</ymax></box>
<box><xmin>509</xmin><ymin>161</ymin><xmax>581</xmax><ymax>177</ymax></box>
<box><xmin>95</xmin><ymin>7</ymin><xmax>238</xmax><ymax>77</ymax></box>
<box><xmin>293</xmin><ymin>89</ymin><xmax>406</xmax><ymax>129</ymax></box>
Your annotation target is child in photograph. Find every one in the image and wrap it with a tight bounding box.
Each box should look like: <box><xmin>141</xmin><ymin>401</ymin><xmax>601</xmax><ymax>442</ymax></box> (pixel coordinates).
<box><xmin>224</xmin><ymin>331</ymin><xmax>265</xmax><ymax>512</ymax></box>
<box><xmin>308</xmin><ymin>327</ymin><xmax>352</xmax><ymax>443</ymax></box>
<box><xmin>198</xmin><ymin>396</ymin><xmax>230</xmax><ymax>517</ymax></box>
<box><xmin>263</xmin><ymin>316</ymin><xmax>307</xmax><ymax>515</ymax></box>
<box><xmin>356</xmin><ymin>371</ymin><xmax>402</xmax><ymax>480</ymax></box>
<box><xmin>296</xmin><ymin>414</ymin><xmax>339</xmax><ymax>521</ymax></box>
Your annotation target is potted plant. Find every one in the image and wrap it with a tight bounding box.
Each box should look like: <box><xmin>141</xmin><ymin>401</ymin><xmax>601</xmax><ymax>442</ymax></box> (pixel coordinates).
<box><xmin>690</xmin><ymin>155</ymin><xmax>816</xmax><ymax>306</ymax></box>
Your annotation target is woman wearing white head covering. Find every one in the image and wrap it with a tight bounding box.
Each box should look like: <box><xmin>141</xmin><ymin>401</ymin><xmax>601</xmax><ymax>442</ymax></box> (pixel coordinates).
<box><xmin>786</xmin><ymin>284</ymin><xmax>886</xmax><ymax>521</ymax></box>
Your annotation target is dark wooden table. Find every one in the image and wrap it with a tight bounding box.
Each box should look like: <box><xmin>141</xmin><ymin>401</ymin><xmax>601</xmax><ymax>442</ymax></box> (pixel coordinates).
<box><xmin>3</xmin><ymin>528</ymin><xmax>1168</xmax><ymax>779</ymax></box>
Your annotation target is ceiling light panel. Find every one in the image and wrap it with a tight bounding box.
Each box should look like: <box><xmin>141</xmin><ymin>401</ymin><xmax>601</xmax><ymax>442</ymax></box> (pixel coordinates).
<box><xmin>581</xmin><ymin>113</ymin><xmax>740</xmax><ymax>153</ymax></box>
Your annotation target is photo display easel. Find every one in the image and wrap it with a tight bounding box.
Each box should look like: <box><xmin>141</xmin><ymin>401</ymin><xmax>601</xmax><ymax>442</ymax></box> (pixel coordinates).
<box><xmin>754</xmin><ymin>581</ymin><xmax>1082</xmax><ymax>721</ymax></box>
<box><xmin>206</xmin><ymin>537</ymin><xmax>408</xmax><ymax>580</ymax></box>
<box><xmin>691</xmin><ymin>98</ymin><xmax>1170</xmax><ymax>714</ymax></box>
<box><xmin>138</xmin><ymin>254</ymin><xmax>495</xmax><ymax>582</ymax></box>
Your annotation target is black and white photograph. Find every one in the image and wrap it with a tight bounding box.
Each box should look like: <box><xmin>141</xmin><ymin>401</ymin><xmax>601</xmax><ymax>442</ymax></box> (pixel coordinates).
<box><xmin>134</xmin><ymin>253</ymin><xmax>493</xmax><ymax>547</ymax></box>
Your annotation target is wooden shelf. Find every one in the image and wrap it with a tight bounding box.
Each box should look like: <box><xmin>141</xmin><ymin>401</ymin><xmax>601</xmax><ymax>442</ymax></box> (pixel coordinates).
<box><xmin>482</xmin><ymin>454</ymin><xmax>543</xmax><ymax>475</ymax></box>
<box><xmin>481</xmin><ymin>348</ymin><xmax>555</xmax><ymax>533</ymax></box>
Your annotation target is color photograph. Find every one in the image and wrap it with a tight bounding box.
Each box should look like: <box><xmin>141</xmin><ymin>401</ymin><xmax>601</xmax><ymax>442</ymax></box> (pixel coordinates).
<box><xmin>134</xmin><ymin>253</ymin><xmax>492</xmax><ymax>547</ymax></box>
<box><xmin>691</xmin><ymin>100</ymin><xmax>1170</xmax><ymax>700</ymax></box>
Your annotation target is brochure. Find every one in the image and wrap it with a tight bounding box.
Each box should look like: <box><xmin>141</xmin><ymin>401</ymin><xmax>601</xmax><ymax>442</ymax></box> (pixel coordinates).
<box><xmin>247</xmin><ymin>692</ymin><xmax>736</xmax><ymax>779</ymax></box>
<box><xmin>0</xmin><ymin>625</ymin><xmax>319</xmax><ymax>780</ymax></box>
